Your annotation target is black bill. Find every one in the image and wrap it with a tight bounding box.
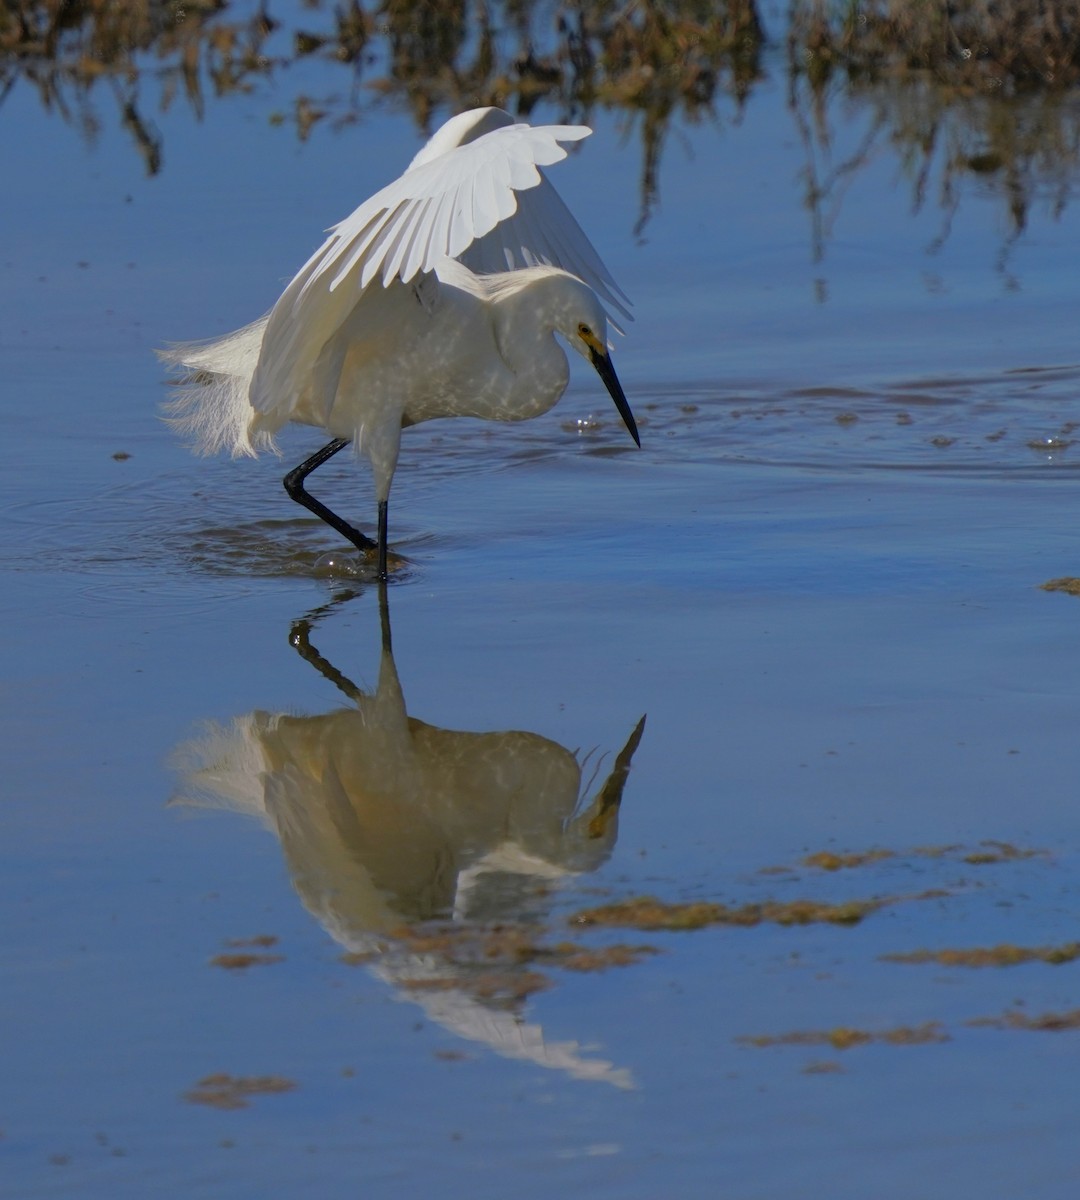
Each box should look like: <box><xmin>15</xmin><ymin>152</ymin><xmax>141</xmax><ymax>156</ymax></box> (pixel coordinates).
<box><xmin>589</xmin><ymin>347</ymin><xmax>640</xmax><ymax>447</ymax></box>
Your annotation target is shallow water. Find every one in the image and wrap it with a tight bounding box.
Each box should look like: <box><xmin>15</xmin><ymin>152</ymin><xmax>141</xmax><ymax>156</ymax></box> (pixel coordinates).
<box><xmin>5</xmin><ymin>27</ymin><xmax>1080</xmax><ymax>1200</ymax></box>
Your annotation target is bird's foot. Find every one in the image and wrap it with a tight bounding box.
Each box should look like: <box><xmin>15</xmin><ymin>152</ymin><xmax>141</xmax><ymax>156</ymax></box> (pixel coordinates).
<box><xmin>361</xmin><ymin>543</ymin><xmax>409</xmax><ymax>577</ymax></box>
<box><xmin>312</xmin><ymin>545</ymin><xmax>407</xmax><ymax>581</ymax></box>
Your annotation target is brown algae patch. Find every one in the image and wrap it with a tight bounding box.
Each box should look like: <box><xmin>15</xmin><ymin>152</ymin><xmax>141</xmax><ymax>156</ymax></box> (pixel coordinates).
<box><xmin>803</xmin><ymin>849</ymin><xmax>895</xmax><ymax>871</ymax></box>
<box><xmin>553</xmin><ymin>943</ymin><xmax>660</xmax><ymax>972</ymax></box>
<box><xmin>183</xmin><ymin>1074</ymin><xmax>297</xmax><ymax>1110</ymax></box>
<box><xmin>398</xmin><ymin>924</ymin><xmax>660</xmax><ymax>973</ymax></box>
<box><xmin>970</xmin><ymin>1008</ymin><xmax>1080</xmax><ymax>1032</ymax></box>
<box><xmin>400</xmin><ymin>970</ymin><xmax>552</xmax><ymax>1004</ymax></box>
<box><xmin>571</xmin><ymin>898</ymin><xmax>725</xmax><ymax>931</ymax></box>
<box><xmin>210</xmin><ymin>953</ymin><xmax>285</xmax><ymax>969</ymax></box>
<box><xmin>789</xmin><ymin>840</ymin><xmax>1048</xmax><ymax>872</ymax></box>
<box><xmin>739</xmin><ymin>1022</ymin><xmax>948</xmax><ymax>1051</ymax></box>
<box><xmin>1041</xmin><ymin>576</ymin><xmax>1080</xmax><ymax>595</ymax></box>
<box><xmin>883</xmin><ymin>942</ymin><xmax>1080</xmax><ymax>968</ymax></box>
<box><xmin>907</xmin><ymin>841</ymin><xmax>1046</xmax><ymax>864</ymax></box>
<box><xmin>569</xmin><ymin>895</ymin><xmax>884</xmax><ymax>931</ymax></box>
<box><xmin>364</xmin><ymin>924</ymin><xmax>660</xmax><ymax>1006</ymax></box>
<box><xmin>210</xmin><ymin>934</ymin><xmax>284</xmax><ymax>969</ymax></box>
<box><xmin>961</xmin><ymin>840</ymin><xmax>1046</xmax><ymax>865</ymax></box>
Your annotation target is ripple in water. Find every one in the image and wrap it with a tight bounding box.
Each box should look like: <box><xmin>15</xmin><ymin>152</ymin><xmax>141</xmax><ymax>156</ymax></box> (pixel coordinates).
<box><xmin>7</xmin><ymin>363</ymin><xmax>1077</xmax><ymax>583</ymax></box>
<box><xmin>619</xmin><ymin>363</ymin><xmax>1080</xmax><ymax>478</ymax></box>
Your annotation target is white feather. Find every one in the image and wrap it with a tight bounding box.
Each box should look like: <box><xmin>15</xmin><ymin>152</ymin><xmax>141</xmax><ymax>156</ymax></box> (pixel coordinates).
<box><xmin>157</xmin><ymin>317</ymin><xmax>273</xmax><ymax>457</ymax></box>
<box><xmin>158</xmin><ymin>106</ymin><xmax>635</xmax><ymax>517</ymax></box>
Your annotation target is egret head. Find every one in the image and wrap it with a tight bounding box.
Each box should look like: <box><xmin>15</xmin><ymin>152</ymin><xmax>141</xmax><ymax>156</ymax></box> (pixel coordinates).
<box><xmin>557</xmin><ymin>282</ymin><xmax>640</xmax><ymax>448</ymax></box>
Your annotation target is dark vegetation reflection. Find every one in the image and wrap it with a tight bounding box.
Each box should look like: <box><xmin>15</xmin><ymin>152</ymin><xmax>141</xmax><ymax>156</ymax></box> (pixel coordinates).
<box><xmin>787</xmin><ymin>4</ymin><xmax>1080</xmax><ymax>274</ymax></box>
<box><xmin>171</xmin><ymin>585</ymin><xmax>647</xmax><ymax>1086</ymax></box>
<box><xmin>2</xmin><ymin>0</ymin><xmax>764</xmax><ymax>232</ymax></box>
<box><xmin>6</xmin><ymin>0</ymin><xmax>1080</xmax><ymax>258</ymax></box>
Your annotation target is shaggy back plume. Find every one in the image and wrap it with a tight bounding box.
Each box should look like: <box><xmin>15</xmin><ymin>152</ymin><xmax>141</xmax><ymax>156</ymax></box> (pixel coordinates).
<box><xmin>157</xmin><ymin>316</ymin><xmax>277</xmax><ymax>458</ymax></box>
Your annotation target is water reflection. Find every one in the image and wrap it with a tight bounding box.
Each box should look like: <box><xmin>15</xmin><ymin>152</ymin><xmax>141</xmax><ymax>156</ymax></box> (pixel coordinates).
<box><xmin>788</xmin><ymin>68</ymin><xmax>1080</xmax><ymax>273</ymax></box>
<box><xmin>172</xmin><ymin>586</ymin><xmax>646</xmax><ymax>1087</ymax></box>
<box><xmin>2</xmin><ymin>0</ymin><xmax>761</xmax><ymax>228</ymax></box>
<box><xmin>10</xmin><ymin>2</ymin><xmax>1075</xmax><ymax>269</ymax></box>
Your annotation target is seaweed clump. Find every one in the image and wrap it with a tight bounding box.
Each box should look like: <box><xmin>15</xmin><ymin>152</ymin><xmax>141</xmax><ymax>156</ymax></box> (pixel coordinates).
<box><xmin>738</xmin><ymin>1021</ymin><xmax>949</xmax><ymax>1049</ymax></box>
<box><xmin>183</xmin><ymin>1073</ymin><xmax>297</xmax><ymax>1109</ymax></box>
<box><xmin>883</xmin><ymin>942</ymin><xmax>1080</xmax><ymax>968</ymax></box>
<box><xmin>569</xmin><ymin>894</ymin><xmax>884</xmax><ymax>930</ymax></box>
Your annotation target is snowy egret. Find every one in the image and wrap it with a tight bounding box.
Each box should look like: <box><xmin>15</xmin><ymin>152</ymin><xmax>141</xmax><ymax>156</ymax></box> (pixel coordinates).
<box><xmin>160</xmin><ymin>106</ymin><xmax>638</xmax><ymax>579</ymax></box>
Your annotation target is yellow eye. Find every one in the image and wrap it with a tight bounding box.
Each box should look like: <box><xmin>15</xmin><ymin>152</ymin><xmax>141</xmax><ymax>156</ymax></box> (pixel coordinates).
<box><xmin>577</xmin><ymin>323</ymin><xmax>592</xmax><ymax>338</ymax></box>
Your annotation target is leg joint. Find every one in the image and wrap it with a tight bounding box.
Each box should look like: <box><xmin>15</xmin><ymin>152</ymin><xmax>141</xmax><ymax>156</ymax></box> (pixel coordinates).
<box><xmin>282</xmin><ymin>467</ymin><xmax>303</xmax><ymax>499</ymax></box>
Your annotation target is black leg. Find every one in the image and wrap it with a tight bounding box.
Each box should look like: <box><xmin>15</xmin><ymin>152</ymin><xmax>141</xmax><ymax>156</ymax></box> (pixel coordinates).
<box><xmin>288</xmin><ymin>618</ymin><xmax>364</xmax><ymax>703</ymax></box>
<box><xmin>283</xmin><ymin>438</ymin><xmax>376</xmax><ymax>555</ymax></box>
<box><xmin>377</xmin><ymin>500</ymin><xmax>388</xmax><ymax>582</ymax></box>
<box><xmin>377</xmin><ymin>577</ymin><xmax>392</xmax><ymax>652</ymax></box>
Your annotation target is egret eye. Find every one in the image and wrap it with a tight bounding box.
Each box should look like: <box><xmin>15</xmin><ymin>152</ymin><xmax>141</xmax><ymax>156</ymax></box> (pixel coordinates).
<box><xmin>578</xmin><ymin>322</ymin><xmax>592</xmax><ymax>338</ymax></box>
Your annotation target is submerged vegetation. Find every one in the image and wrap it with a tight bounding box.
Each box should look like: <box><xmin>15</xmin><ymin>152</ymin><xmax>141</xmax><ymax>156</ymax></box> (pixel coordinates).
<box><xmin>883</xmin><ymin>942</ymin><xmax>1080</xmax><ymax>968</ymax></box>
<box><xmin>183</xmin><ymin>1072</ymin><xmax>297</xmax><ymax>1110</ymax></box>
<box><xmin>4</xmin><ymin>1</ymin><xmax>1080</xmax><ymax>250</ymax></box>
<box><xmin>569</xmin><ymin>894</ymin><xmax>886</xmax><ymax>929</ymax></box>
<box><xmin>971</xmin><ymin>1006</ymin><xmax>1080</xmax><ymax>1031</ymax></box>
<box><xmin>739</xmin><ymin>1021</ymin><xmax>950</xmax><ymax>1050</ymax></box>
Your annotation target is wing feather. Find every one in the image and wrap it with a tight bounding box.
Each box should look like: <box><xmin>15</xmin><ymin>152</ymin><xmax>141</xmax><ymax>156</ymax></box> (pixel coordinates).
<box><xmin>422</xmin><ymin>189</ymin><xmax>459</xmax><ymax>280</ymax></box>
<box><xmin>504</xmin><ymin>188</ymin><xmax>546</xmax><ymax>267</ymax></box>
<box><xmin>316</xmin><ymin>123</ymin><xmax>588</xmax><ymax>293</ymax></box>
<box><xmin>294</xmin><ymin>208</ymin><xmax>382</xmax><ymax>307</ymax></box>
<box><xmin>357</xmin><ymin>200</ymin><xmax>413</xmax><ymax>290</ymax></box>
<box><xmin>523</xmin><ymin>176</ymin><xmax>632</xmax><ymax>315</ymax></box>
<box><xmin>250</xmin><ymin>117</ymin><xmax>627</xmax><ymax>419</ymax></box>
<box><xmin>382</xmin><ymin>197</ymin><xmax>433</xmax><ymax>285</ymax></box>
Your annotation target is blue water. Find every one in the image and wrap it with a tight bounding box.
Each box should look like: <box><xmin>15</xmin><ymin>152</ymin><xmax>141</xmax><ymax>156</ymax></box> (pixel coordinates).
<box><xmin>5</xmin><ymin>22</ymin><xmax>1080</xmax><ymax>1200</ymax></box>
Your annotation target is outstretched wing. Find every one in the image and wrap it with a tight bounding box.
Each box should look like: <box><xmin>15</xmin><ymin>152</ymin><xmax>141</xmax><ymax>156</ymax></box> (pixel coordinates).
<box><xmin>457</xmin><ymin>170</ymin><xmax>631</xmax><ymax>324</ymax></box>
<box><xmin>250</xmin><ymin>120</ymin><xmax>630</xmax><ymax>420</ymax></box>
<box><xmin>316</xmin><ymin>123</ymin><xmax>594</xmax><ymax>294</ymax></box>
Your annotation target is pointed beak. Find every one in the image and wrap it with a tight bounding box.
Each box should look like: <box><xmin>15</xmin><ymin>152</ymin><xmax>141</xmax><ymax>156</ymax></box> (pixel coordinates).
<box><xmin>588</xmin><ymin>346</ymin><xmax>640</xmax><ymax>447</ymax></box>
<box><xmin>586</xmin><ymin>714</ymin><xmax>647</xmax><ymax>839</ymax></box>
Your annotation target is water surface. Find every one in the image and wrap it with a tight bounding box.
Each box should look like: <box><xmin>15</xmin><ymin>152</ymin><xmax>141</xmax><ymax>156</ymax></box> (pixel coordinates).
<box><xmin>5</xmin><ymin>26</ymin><xmax>1080</xmax><ymax>1200</ymax></box>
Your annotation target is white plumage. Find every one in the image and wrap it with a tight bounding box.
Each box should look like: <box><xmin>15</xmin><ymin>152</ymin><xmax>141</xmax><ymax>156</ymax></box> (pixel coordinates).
<box><xmin>159</xmin><ymin>106</ymin><xmax>638</xmax><ymax>579</ymax></box>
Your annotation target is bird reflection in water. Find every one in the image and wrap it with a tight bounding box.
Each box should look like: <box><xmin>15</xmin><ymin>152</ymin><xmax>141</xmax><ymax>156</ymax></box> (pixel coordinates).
<box><xmin>172</xmin><ymin>588</ymin><xmax>645</xmax><ymax>1087</ymax></box>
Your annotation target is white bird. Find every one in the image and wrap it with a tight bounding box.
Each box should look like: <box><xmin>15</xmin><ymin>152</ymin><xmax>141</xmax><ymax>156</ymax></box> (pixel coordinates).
<box><xmin>159</xmin><ymin>106</ymin><xmax>639</xmax><ymax>579</ymax></box>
